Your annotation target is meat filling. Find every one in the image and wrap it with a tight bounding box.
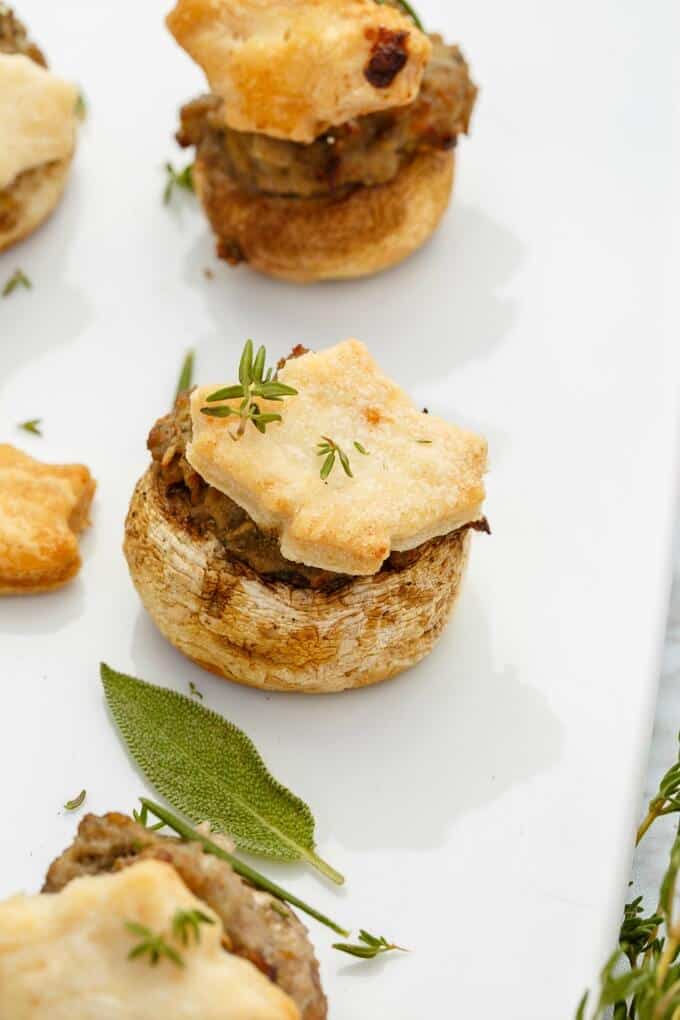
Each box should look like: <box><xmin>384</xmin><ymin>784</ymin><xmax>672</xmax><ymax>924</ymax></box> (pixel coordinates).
<box><xmin>177</xmin><ymin>36</ymin><xmax>477</xmax><ymax>198</ymax></box>
<box><xmin>44</xmin><ymin>813</ymin><xmax>327</xmax><ymax>1020</ymax></box>
<box><xmin>148</xmin><ymin>380</ymin><xmax>489</xmax><ymax>591</ymax></box>
<box><xmin>0</xmin><ymin>5</ymin><xmax>45</xmax><ymax>63</ymax></box>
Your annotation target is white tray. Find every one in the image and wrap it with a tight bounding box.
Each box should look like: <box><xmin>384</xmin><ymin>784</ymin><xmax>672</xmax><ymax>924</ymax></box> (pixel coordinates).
<box><xmin>1</xmin><ymin>0</ymin><xmax>678</xmax><ymax>1015</ymax></box>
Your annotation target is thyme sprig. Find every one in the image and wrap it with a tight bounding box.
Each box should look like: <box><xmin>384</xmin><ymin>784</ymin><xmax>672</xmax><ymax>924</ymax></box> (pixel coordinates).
<box><xmin>125</xmin><ymin>921</ymin><xmax>185</xmax><ymax>968</ymax></box>
<box><xmin>163</xmin><ymin>162</ymin><xmax>194</xmax><ymax>205</ymax></box>
<box><xmin>200</xmin><ymin>339</ymin><xmax>297</xmax><ymax>439</ymax></box>
<box><xmin>576</xmin><ymin>733</ymin><xmax>680</xmax><ymax>1018</ymax></box>
<box><xmin>172</xmin><ymin>908</ymin><xmax>215</xmax><ymax>946</ymax></box>
<box><xmin>2</xmin><ymin>268</ymin><xmax>31</xmax><ymax>297</ymax></box>
<box><xmin>333</xmin><ymin>930</ymin><xmax>406</xmax><ymax>959</ymax></box>
<box><xmin>637</xmin><ymin>741</ymin><xmax>680</xmax><ymax>844</ymax></box>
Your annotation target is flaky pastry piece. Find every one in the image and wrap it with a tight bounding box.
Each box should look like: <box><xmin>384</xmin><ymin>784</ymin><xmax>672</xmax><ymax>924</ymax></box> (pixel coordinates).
<box><xmin>0</xmin><ymin>444</ymin><xmax>95</xmax><ymax>594</ymax></box>
<box><xmin>187</xmin><ymin>339</ymin><xmax>486</xmax><ymax>575</ymax></box>
<box><xmin>0</xmin><ymin>854</ymin><xmax>301</xmax><ymax>1019</ymax></box>
<box><xmin>44</xmin><ymin>812</ymin><xmax>326</xmax><ymax>1020</ymax></box>
<box><xmin>167</xmin><ymin>0</ymin><xmax>431</xmax><ymax>143</ymax></box>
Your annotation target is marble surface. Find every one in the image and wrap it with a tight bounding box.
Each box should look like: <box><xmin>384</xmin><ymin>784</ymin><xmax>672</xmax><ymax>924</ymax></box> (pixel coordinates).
<box><xmin>631</xmin><ymin>520</ymin><xmax>680</xmax><ymax>924</ymax></box>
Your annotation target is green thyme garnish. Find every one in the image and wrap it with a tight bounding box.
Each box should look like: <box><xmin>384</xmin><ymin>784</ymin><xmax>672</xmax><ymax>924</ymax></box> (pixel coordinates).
<box><xmin>317</xmin><ymin>437</ymin><xmax>353</xmax><ymax>480</ymax></box>
<box><xmin>132</xmin><ymin>802</ymin><xmax>165</xmax><ymax>831</ymax></box>
<box><xmin>172</xmin><ymin>909</ymin><xmax>215</xmax><ymax>946</ymax></box>
<box><xmin>64</xmin><ymin>789</ymin><xmax>86</xmax><ymax>811</ymax></box>
<box><xmin>376</xmin><ymin>0</ymin><xmax>423</xmax><ymax>31</ymax></box>
<box><xmin>75</xmin><ymin>91</ymin><xmax>87</xmax><ymax>119</ymax></box>
<box><xmin>2</xmin><ymin>268</ymin><xmax>31</xmax><ymax>297</ymax></box>
<box><xmin>175</xmin><ymin>349</ymin><xmax>194</xmax><ymax>399</ymax></box>
<box><xmin>200</xmin><ymin>339</ymin><xmax>297</xmax><ymax>440</ymax></box>
<box><xmin>125</xmin><ymin>922</ymin><xmax>184</xmax><ymax>968</ymax></box>
<box><xmin>18</xmin><ymin>419</ymin><xmax>42</xmax><ymax>436</ymax></box>
<box><xmin>163</xmin><ymin>162</ymin><xmax>194</xmax><ymax>205</ymax></box>
<box><xmin>575</xmin><ymin>733</ymin><xmax>680</xmax><ymax>1017</ymax></box>
<box><xmin>333</xmin><ymin>930</ymin><xmax>407</xmax><ymax>960</ymax></box>
<box><xmin>353</xmin><ymin>441</ymin><xmax>369</xmax><ymax>455</ymax></box>
<box><xmin>188</xmin><ymin>680</ymin><xmax>203</xmax><ymax>700</ymax></box>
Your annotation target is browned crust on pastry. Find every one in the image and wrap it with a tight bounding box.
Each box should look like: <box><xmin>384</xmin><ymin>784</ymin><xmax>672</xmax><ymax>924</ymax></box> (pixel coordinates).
<box><xmin>0</xmin><ymin>445</ymin><xmax>95</xmax><ymax>595</ymax></box>
<box><xmin>193</xmin><ymin>147</ymin><xmax>454</xmax><ymax>282</ymax></box>
<box><xmin>124</xmin><ymin>464</ymin><xmax>470</xmax><ymax>693</ymax></box>
<box><xmin>0</xmin><ymin>156</ymin><xmax>72</xmax><ymax>253</ymax></box>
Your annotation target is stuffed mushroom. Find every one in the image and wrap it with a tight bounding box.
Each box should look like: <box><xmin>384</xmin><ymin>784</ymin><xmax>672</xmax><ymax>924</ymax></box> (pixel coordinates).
<box><xmin>166</xmin><ymin>0</ymin><xmax>477</xmax><ymax>281</ymax></box>
<box><xmin>0</xmin><ymin>6</ymin><xmax>78</xmax><ymax>252</ymax></box>
<box><xmin>124</xmin><ymin>339</ymin><xmax>488</xmax><ymax>693</ymax></box>
<box><xmin>0</xmin><ymin>812</ymin><xmax>326</xmax><ymax>1019</ymax></box>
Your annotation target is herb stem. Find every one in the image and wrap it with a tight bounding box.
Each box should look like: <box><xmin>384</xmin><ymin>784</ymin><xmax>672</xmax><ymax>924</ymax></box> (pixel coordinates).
<box><xmin>140</xmin><ymin>799</ymin><xmax>350</xmax><ymax>938</ymax></box>
<box><xmin>637</xmin><ymin>809</ymin><xmax>661</xmax><ymax>846</ymax></box>
<box><xmin>301</xmin><ymin>848</ymin><xmax>345</xmax><ymax>886</ymax></box>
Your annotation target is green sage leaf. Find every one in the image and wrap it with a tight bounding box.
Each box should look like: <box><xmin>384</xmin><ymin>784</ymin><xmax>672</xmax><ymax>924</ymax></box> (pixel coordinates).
<box><xmin>100</xmin><ymin>663</ymin><xmax>343</xmax><ymax>884</ymax></box>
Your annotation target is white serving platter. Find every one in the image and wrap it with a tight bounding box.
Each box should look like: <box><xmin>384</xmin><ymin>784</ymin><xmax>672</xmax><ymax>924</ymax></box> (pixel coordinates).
<box><xmin>1</xmin><ymin>0</ymin><xmax>678</xmax><ymax>1015</ymax></box>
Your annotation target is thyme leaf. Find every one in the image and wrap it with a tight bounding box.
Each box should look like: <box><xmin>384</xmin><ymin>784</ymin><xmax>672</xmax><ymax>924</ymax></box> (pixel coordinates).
<box><xmin>18</xmin><ymin>419</ymin><xmax>42</xmax><ymax>436</ymax></box>
<box><xmin>200</xmin><ymin>339</ymin><xmax>297</xmax><ymax>440</ymax></box>
<box><xmin>172</xmin><ymin>908</ymin><xmax>215</xmax><ymax>946</ymax></box>
<box><xmin>333</xmin><ymin>930</ymin><xmax>407</xmax><ymax>960</ymax></box>
<box><xmin>125</xmin><ymin>922</ymin><xmax>185</xmax><ymax>968</ymax></box>
<box><xmin>175</xmin><ymin>349</ymin><xmax>194</xmax><ymax>399</ymax></box>
<box><xmin>132</xmin><ymin>802</ymin><xmax>165</xmax><ymax>831</ymax></box>
<box><xmin>188</xmin><ymin>680</ymin><xmax>203</xmax><ymax>700</ymax></box>
<box><xmin>64</xmin><ymin>789</ymin><xmax>86</xmax><ymax>811</ymax></box>
<box><xmin>75</xmin><ymin>91</ymin><xmax>87</xmax><ymax>119</ymax></box>
<box><xmin>317</xmin><ymin>437</ymin><xmax>354</xmax><ymax>480</ymax></box>
<box><xmin>163</xmin><ymin>162</ymin><xmax>194</xmax><ymax>205</ymax></box>
<box><xmin>2</xmin><ymin>268</ymin><xmax>31</xmax><ymax>297</ymax></box>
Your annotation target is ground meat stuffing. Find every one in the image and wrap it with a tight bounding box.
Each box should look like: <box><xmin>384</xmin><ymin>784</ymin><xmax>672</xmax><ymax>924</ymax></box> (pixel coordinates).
<box><xmin>177</xmin><ymin>36</ymin><xmax>477</xmax><ymax>198</ymax></box>
<box><xmin>0</xmin><ymin>5</ymin><xmax>45</xmax><ymax>63</ymax></box>
<box><xmin>44</xmin><ymin>813</ymin><xmax>327</xmax><ymax>1020</ymax></box>
<box><xmin>148</xmin><ymin>382</ymin><xmax>488</xmax><ymax>590</ymax></box>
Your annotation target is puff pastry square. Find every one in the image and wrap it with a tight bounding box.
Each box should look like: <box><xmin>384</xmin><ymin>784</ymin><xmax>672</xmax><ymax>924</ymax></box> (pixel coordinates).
<box><xmin>0</xmin><ymin>444</ymin><xmax>95</xmax><ymax>594</ymax></box>
<box><xmin>167</xmin><ymin>0</ymin><xmax>431</xmax><ymax>143</ymax></box>
<box><xmin>187</xmin><ymin>339</ymin><xmax>487</xmax><ymax>575</ymax></box>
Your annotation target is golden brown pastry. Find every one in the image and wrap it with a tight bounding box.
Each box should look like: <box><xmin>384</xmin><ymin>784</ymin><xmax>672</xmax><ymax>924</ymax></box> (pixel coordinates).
<box><xmin>0</xmin><ymin>444</ymin><xmax>95</xmax><ymax>594</ymax></box>
<box><xmin>167</xmin><ymin>0</ymin><xmax>477</xmax><ymax>281</ymax></box>
<box><xmin>124</xmin><ymin>340</ymin><xmax>488</xmax><ymax>692</ymax></box>
<box><xmin>0</xmin><ymin>7</ymin><xmax>78</xmax><ymax>252</ymax></box>
<box><xmin>0</xmin><ymin>810</ymin><xmax>326</xmax><ymax>1019</ymax></box>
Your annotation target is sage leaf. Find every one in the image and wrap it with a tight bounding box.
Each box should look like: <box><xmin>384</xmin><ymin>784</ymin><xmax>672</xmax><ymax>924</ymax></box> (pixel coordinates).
<box><xmin>100</xmin><ymin>664</ymin><xmax>344</xmax><ymax>884</ymax></box>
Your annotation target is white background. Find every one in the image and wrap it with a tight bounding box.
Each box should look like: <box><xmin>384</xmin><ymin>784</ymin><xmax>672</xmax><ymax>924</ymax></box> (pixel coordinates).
<box><xmin>0</xmin><ymin>1</ymin><xmax>678</xmax><ymax>1016</ymax></box>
